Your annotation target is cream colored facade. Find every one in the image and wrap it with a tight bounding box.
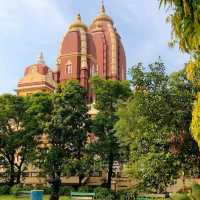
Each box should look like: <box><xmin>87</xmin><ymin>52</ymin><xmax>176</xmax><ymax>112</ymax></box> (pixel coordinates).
<box><xmin>17</xmin><ymin>53</ymin><xmax>56</xmax><ymax>96</ymax></box>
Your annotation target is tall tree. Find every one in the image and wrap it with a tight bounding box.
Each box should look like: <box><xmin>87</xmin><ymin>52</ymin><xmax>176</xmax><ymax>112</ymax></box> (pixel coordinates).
<box><xmin>91</xmin><ymin>76</ymin><xmax>131</xmax><ymax>189</ymax></box>
<box><xmin>159</xmin><ymin>0</ymin><xmax>200</xmax><ymax>55</ymax></box>
<box><xmin>38</xmin><ymin>80</ymin><xmax>91</xmax><ymax>187</ymax></box>
<box><xmin>115</xmin><ymin>60</ymin><xmax>200</xmax><ymax>193</ymax></box>
<box><xmin>159</xmin><ymin>0</ymin><xmax>200</xmax><ymax>148</ymax></box>
<box><xmin>168</xmin><ymin>69</ymin><xmax>200</xmax><ymax>178</ymax></box>
<box><xmin>0</xmin><ymin>94</ymin><xmax>41</xmax><ymax>186</ymax></box>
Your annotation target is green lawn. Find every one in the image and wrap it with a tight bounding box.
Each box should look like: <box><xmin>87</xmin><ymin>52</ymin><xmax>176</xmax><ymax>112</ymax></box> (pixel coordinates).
<box><xmin>0</xmin><ymin>195</ymin><xmax>70</xmax><ymax>200</ymax></box>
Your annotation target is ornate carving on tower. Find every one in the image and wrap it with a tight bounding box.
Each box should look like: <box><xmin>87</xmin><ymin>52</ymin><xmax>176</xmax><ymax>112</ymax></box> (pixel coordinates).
<box><xmin>108</xmin><ymin>23</ymin><xmax>117</xmax><ymax>78</ymax></box>
<box><xmin>89</xmin><ymin>1</ymin><xmax>125</xmax><ymax>80</ymax></box>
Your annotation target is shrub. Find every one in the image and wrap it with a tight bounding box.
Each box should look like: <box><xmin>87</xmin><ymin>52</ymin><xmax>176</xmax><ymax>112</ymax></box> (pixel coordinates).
<box><xmin>10</xmin><ymin>184</ymin><xmax>33</xmax><ymax>195</ymax></box>
<box><xmin>94</xmin><ymin>187</ymin><xmax>115</xmax><ymax>200</ymax></box>
<box><xmin>60</xmin><ymin>186</ymin><xmax>75</xmax><ymax>196</ymax></box>
<box><xmin>78</xmin><ymin>186</ymin><xmax>93</xmax><ymax>192</ymax></box>
<box><xmin>10</xmin><ymin>184</ymin><xmax>23</xmax><ymax>195</ymax></box>
<box><xmin>42</xmin><ymin>187</ymin><xmax>52</xmax><ymax>195</ymax></box>
<box><xmin>192</xmin><ymin>184</ymin><xmax>200</xmax><ymax>200</ymax></box>
<box><xmin>171</xmin><ymin>193</ymin><xmax>190</xmax><ymax>200</ymax></box>
<box><xmin>116</xmin><ymin>189</ymin><xmax>137</xmax><ymax>200</ymax></box>
<box><xmin>0</xmin><ymin>185</ymin><xmax>10</xmax><ymax>195</ymax></box>
<box><xmin>22</xmin><ymin>185</ymin><xmax>32</xmax><ymax>191</ymax></box>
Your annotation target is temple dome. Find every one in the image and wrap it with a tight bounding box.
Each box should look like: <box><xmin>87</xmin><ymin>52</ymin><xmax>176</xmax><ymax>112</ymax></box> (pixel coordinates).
<box><xmin>88</xmin><ymin>2</ymin><xmax>126</xmax><ymax>81</ymax></box>
<box><xmin>17</xmin><ymin>53</ymin><xmax>57</xmax><ymax>96</ymax></box>
<box><xmin>69</xmin><ymin>14</ymin><xmax>87</xmax><ymax>31</ymax></box>
<box><xmin>58</xmin><ymin>31</ymin><xmax>80</xmax><ymax>56</ymax></box>
<box><xmin>24</xmin><ymin>53</ymin><xmax>49</xmax><ymax>76</ymax></box>
<box><xmin>92</xmin><ymin>2</ymin><xmax>113</xmax><ymax>25</ymax></box>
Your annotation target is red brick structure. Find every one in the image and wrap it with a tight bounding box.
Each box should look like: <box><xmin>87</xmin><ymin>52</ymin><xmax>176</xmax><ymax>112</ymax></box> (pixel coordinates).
<box><xmin>17</xmin><ymin>2</ymin><xmax>126</xmax><ymax>97</ymax></box>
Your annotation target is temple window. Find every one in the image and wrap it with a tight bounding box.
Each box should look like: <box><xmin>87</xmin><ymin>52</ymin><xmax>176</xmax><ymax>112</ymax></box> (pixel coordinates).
<box><xmin>66</xmin><ymin>60</ymin><xmax>72</xmax><ymax>74</ymax></box>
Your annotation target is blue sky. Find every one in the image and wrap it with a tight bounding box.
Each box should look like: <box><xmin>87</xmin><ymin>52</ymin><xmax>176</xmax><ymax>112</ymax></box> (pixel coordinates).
<box><xmin>0</xmin><ymin>0</ymin><xmax>189</xmax><ymax>94</ymax></box>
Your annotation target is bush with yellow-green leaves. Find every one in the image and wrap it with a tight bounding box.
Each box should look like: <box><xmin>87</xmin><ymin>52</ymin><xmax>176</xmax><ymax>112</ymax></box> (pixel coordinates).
<box><xmin>172</xmin><ymin>184</ymin><xmax>200</xmax><ymax>200</ymax></box>
<box><xmin>191</xmin><ymin>93</ymin><xmax>200</xmax><ymax>148</ymax></box>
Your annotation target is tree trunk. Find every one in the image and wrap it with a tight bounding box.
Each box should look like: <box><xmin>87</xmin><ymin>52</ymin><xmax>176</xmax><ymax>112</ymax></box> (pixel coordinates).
<box><xmin>49</xmin><ymin>174</ymin><xmax>61</xmax><ymax>200</ymax></box>
<box><xmin>107</xmin><ymin>153</ymin><xmax>114</xmax><ymax>189</ymax></box>
<box><xmin>16</xmin><ymin>168</ymin><xmax>21</xmax><ymax>184</ymax></box>
<box><xmin>8</xmin><ymin>163</ymin><xmax>15</xmax><ymax>186</ymax></box>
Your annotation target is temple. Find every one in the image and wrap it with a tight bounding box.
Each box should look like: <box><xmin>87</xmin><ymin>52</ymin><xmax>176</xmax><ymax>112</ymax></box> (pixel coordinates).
<box><xmin>15</xmin><ymin>3</ymin><xmax>130</xmax><ymax>189</ymax></box>
<box><xmin>17</xmin><ymin>2</ymin><xmax>126</xmax><ymax>98</ymax></box>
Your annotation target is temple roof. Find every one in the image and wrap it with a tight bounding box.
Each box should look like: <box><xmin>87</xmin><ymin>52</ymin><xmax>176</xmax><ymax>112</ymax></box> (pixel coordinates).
<box><xmin>69</xmin><ymin>14</ymin><xmax>87</xmax><ymax>31</ymax></box>
<box><xmin>92</xmin><ymin>1</ymin><xmax>113</xmax><ymax>25</ymax></box>
<box><xmin>24</xmin><ymin>53</ymin><xmax>49</xmax><ymax>76</ymax></box>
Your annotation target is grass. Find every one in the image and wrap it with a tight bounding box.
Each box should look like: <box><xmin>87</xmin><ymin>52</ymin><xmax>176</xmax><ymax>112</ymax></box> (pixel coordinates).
<box><xmin>0</xmin><ymin>195</ymin><xmax>70</xmax><ymax>200</ymax></box>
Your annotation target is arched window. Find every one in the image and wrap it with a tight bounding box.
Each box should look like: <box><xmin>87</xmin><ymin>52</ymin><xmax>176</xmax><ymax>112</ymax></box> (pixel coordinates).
<box><xmin>66</xmin><ymin>60</ymin><xmax>72</xmax><ymax>74</ymax></box>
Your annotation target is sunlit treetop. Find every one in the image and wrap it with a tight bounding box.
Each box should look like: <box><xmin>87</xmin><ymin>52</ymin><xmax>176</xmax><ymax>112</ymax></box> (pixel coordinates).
<box><xmin>160</xmin><ymin>0</ymin><xmax>200</xmax><ymax>55</ymax></box>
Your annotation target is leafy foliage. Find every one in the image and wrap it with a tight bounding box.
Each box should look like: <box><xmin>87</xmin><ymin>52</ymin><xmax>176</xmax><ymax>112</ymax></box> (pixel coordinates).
<box><xmin>171</xmin><ymin>193</ymin><xmax>190</xmax><ymax>200</ymax></box>
<box><xmin>160</xmin><ymin>0</ymin><xmax>200</xmax><ymax>55</ymax></box>
<box><xmin>94</xmin><ymin>187</ymin><xmax>115</xmax><ymax>200</ymax></box>
<box><xmin>38</xmin><ymin>80</ymin><xmax>92</xmax><ymax>185</ymax></box>
<box><xmin>91</xmin><ymin>76</ymin><xmax>131</xmax><ymax>188</ymax></box>
<box><xmin>159</xmin><ymin>0</ymin><xmax>200</xmax><ymax>148</ymax></box>
<box><xmin>115</xmin><ymin>59</ymin><xmax>199</xmax><ymax>193</ymax></box>
<box><xmin>191</xmin><ymin>184</ymin><xmax>200</xmax><ymax>200</ymax></box>
<box><xmin>0</xmin><ymin>94</ymin><xmax>43</xmax><ymax>186</ymax></box>
<box><xmin>0</xmin><ymin>185</ymin><xmax>10</xmax><ymax>195</ymax></box>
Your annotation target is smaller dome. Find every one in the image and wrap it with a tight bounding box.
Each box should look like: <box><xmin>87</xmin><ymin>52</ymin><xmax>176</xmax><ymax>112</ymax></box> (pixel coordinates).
<box><xmin>24</xmin><ymin>52</ymin><xmax>49</xmax><ymax>76</ymax></box>
<box><xmin>69</xmin><ymin>14</ymin><xmax>87</xmax><ymax>31</ymax></box>
<box><xmin>24</xmin><ymin>64</ymin><xmax>49</xmax><ymax>76</ymax></box>
<box><xmin>92</xmin><ymin>2</ymin><xmax>113</xmax><ymax>25</ymax></box>
<box><xmin>17</xmin><ymin>53</ymin><xmax>57</xmax><ymax>96</ymax></box>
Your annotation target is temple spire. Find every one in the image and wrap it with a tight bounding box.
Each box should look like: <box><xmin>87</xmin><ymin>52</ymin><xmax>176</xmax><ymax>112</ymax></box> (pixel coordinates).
<box><xmin>69</xmin><ymin>13</ymin><xmax>87</xmax><ymax>30</ymax></box>
<box><xmin>76</xmin><ymin>13</ymin><xmax>81</xmax><ymax>21</ymax></box>
<box><xmin>36</xmin><ymin>52</ymin><xmax>45</xmax><ymax>64</ymax></box>
<box><xmin>100</xmin><ymin>0</ymin><xmax>106</xmax><ymax>14</ymax></box>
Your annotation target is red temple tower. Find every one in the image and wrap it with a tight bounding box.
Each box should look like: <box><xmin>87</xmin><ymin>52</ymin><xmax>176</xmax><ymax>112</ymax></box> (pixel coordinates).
<box><xmin>17</xmin><ymin>2</ymin><xmax>126</xmax><ymax>97</ymax></box>
<box><xmin>57</xmin><ymin>2</ymin><xmax>126</xmax><ymax>88</ymax></box>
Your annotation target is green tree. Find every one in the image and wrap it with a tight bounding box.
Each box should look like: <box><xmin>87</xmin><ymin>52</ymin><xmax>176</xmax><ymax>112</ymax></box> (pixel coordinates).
<box><xmin>115</xmin><ymin>60</ymin><xmax>200</xmax><ymax>193</ymax></box>
<box><xmin>166</xmin><ymin>68</ymin><xmax>200</xmax><ymax>184</ymax></box>
<box><xmin>159</xmin><ymin>0</ymin><xmax>200</xmax><ymax>55</ymax></box>
<box><xmin>0</xmin><ymin>94</ymin><xmax>41</xmax><ymax>186</ymax></box>
<box><xmin>91</xmin><ymin>76</ymin><xmax>131</xmax><ymax>189</ymax></box>
<box><xmin>159</xmin><ymin>0</ymin><xmax>200</xmax><ymax>148</ymax></box>
<box><xmin>39</xmin><ymin>80</ymin><xmax>91</xmax><ymax>186</ymax></box>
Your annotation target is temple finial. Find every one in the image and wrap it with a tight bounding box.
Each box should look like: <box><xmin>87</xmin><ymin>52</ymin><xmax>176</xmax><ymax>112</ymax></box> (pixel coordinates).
<box><xmin>100</xmin><ymin>0</ymin><xmax>106</xmax><ymax>14</ymax></box>
<box><xmin>76</xmin><ymin>13</ymin><xmax>81</xmax><ymax>21</ymax></box>
<box><xmin>36</xmin><ymin>52</ymin><xmax>45</xmax><ymax>64</ymax></box>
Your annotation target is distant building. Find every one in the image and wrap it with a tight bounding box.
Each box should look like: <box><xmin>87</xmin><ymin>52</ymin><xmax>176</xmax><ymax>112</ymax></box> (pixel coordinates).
<box><xmin>17</xmin><ymin>2</ymin><xmax>126</xmax><ymax>99</ymax></box>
